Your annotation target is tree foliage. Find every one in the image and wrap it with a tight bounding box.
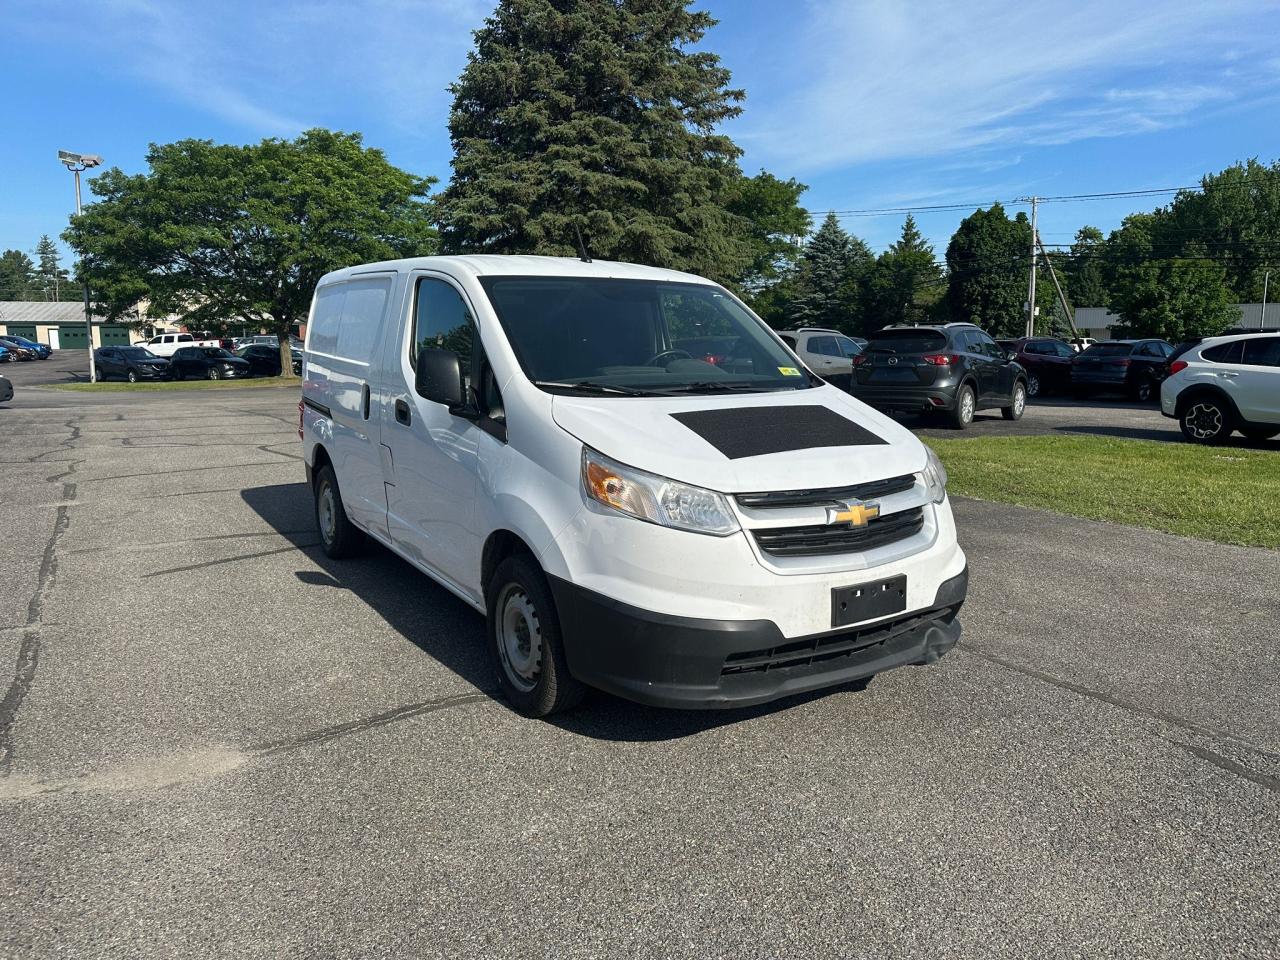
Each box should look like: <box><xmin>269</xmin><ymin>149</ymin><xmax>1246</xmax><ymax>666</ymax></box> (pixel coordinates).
<box><xmin>33</xmin><ymin>235</ymin><xmax>73</xmax><ymax>301</ymax></box>
<box><xmin>865</xmin><ymin>215</ymin><xmax>943</xmax><ymax>328</ymax></box>
<box><xmin>437</xmin><ymin>0</ymin><xmax>758</xmax><ymax>282</ymax></box>
<box><xmin>64</xmin><ymin>130</ymin><xmax>436</xmax><ymax>369</ymax></box>
<box><xmin>725</xmin><ymin>170</ymin><xmax>810</xmax><ymax>293</ymax></box>
<box><xmin>944</xmin><ymin>204</ymin><xmax>1034</xmax><ymax>337</ymax></box>
<box><xmin>0</xmin><ymin>250</ymin><xmax>39</xmax><ymax>300</ymax></box>
<box><xmin>786</xmin><ymin>213</ymin><xmax>871</xmax><ymax>332</ymax></box>
<box><xmin>1059</xmin><ymin>225</ymin><xmax>1108</xmax><ymax>309</ymax></box>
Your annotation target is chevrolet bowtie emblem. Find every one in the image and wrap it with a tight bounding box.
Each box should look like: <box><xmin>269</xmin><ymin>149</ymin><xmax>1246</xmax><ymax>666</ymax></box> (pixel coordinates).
<box><xmin>825</xmin><ymin>499</ymin><xmax>881</xmax><ymax>527</ymax></box>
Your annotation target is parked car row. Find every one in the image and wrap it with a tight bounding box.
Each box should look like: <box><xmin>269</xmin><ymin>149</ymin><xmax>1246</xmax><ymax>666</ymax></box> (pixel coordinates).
<box><xmin>94</xmin><ymin>343</ymin><xmax>303</xmax><ymax>381</ymax></box>
<box><xmin>0</xmin><ymin>334</ymin><xmax>52</xmax><ymax>361</ymax></box>
<box><xmin>1160</xmin><ymin>332</ymin><xmax>1280</xmax><ymax>444</ymax></box>
<box><xmin>997</xmin><ymin>336</ymin><xmax>1175</xmax><ymax>401</ymax></box>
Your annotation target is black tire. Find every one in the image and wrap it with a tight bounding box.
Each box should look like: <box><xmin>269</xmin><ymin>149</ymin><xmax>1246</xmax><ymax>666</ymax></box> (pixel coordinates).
<box><xmin>1002</xmin><ymin>381</ymin><xmax>1027</xmax><ymax>421</ymax></box>
<box><xmin>1241</xmin><ymin>426</ymin><xmax>1280</xmax><ymax>441</ymax></box>
<box><xmin>313</xmin><ymin>464</ymin><xmax>363</xmax><ymax>559</ymax></box>
<box><xmin>486</xmin><ymin>554</ymin><xmax>585</xmax><ymax>718</ymax></box>
<box><xmin>127</xmin><ymin>370</ymin><xmax>138</xmax><ymax>383</ymax></box>
<box><xmin>1025</xmin><ymin>373</ymin><xmax>1041</xmax><ymax>398</ymax></box>
<box><xmin>1179</xmin><ymin>397</ymin><xmax>1233</xmax><ymax>445</ymax></box>
<box><xmin>948</xmin><ymin>383</ymin><xmax>976</xmax><ymax>430</ymax></box>
<box><xmin>1133</xmin><ymin>376</ymin><xmax>1156</xmax><ymax>403</ymax></box>
<box><xmin>172</xmin><ymin>366</ymin><xmax>183</xmax><ymax>381</ymax></box>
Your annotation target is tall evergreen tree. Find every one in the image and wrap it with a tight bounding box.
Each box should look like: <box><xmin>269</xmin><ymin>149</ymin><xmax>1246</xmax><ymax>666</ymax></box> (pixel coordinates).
<box><xmin>436</xmin><ymin>0</ymin><xmax>751</xmax><ymax>282</ymax></box>
<box><xmin>788</xmin><ymin>213</ymin><xmax>863</xmax><ymax>331</ymax></box>
<box><xmin>866</xmin><ymin>215</ymin><xmax>943</xmax><ymax>328</ymax></box>
<box><xmin>1061</xmin><ymin>225</ymin><xmax>1108</xmax><ymax>308</ymax></box>
<box><xmin>0</xmin><ymin>250</ymin><xmax>38</xmax><ymax>300</ymax></box>
<box><xmin>33</xmin><ymin>235</ymin><xmax>71</xmax><ymax>301</ymax></box>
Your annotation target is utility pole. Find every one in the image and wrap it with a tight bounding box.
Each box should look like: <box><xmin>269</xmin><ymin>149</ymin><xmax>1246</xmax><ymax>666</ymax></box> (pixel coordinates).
<box><xmin>58</xmin><ymin>150</ymin><xmax>103</xmax><ymax>383</ymax></box>
<box><xmin>1261</xmin><ymin>270</ymin><xmax>1270</xmax><ymax>330</ymax></box>
<box><xmin>1025</xmin><ymin>196</ymin><xmax>1039</xmax><ymax>338</ymax></box>
<box><xmin>1037</xmin><ymin>238</ymin><xmax>1080</xmax><ymax>339</ymax></box>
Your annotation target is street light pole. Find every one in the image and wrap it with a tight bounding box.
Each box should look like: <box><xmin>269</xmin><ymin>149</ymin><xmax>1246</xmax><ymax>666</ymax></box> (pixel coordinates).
<box><xmin>59</xmin><ymin>150</ymin><xmax>102</xmax><ymax>383</ymax></box>
<box><xmin>1261</xmin><ymin>270</ymin><xmax>1270</xmax><ymax>330</ymax></box>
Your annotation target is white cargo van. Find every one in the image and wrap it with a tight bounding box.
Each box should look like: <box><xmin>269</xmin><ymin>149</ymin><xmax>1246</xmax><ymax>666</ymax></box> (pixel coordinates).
<box><xmin>300</xmin><ymin>256</ymin><xmax>967</xmax><ymax>716</ymax></box>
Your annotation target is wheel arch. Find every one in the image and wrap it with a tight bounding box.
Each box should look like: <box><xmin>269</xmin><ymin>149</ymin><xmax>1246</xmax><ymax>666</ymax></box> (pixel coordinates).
<box><xmin>1174</xmin><ymin>384</ymin><xmax>1240</xmax><ymax>422</ymax></box>
<box><xmin>482</xmin><ymin>529</ymin><xmax>537</xmax><ymax>598</ymax></box>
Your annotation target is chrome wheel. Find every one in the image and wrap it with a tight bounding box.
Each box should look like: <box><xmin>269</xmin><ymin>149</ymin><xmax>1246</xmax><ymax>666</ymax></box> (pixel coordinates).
<box><xmin>1026</xmin><ymin>374</ymin><xmax>1040</xmax><ymax>398</ymax></box>
<box><xmin>208</xmin><ymin>367</ymin><xmax>220</xmax><ymax>380</ymax></box>
<box><xmin>960</xmin><ymin>389</ymin><xmax>975</xmax><ymax>424</ymax></box>
<box><xmin>318</xmin><ymin>481</ymin><xmax>336</xmax><ymax>545</ymax></box>
<box><xmin>1012</xmin><ymin>384</ymin><xmax>1026</xmax><ymax>416</ymax></box>
<box><xmin>127</xmin><ymin>370</ymin><xmax>138</xmax><ymax>383</ymax></box>
<box><xmin>1184</xmin><ymin>402</ymin><xmax>1224</xmax><ymax>440</ymax></box>
<box><xmin>496</xmin><ymin>584</ymin><xmax>542</xmax><ymax>693</ymax></box>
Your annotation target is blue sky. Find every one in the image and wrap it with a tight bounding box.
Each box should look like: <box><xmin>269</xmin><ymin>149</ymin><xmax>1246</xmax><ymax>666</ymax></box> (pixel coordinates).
<box><xmin>2</xmin><ymin>0</ymin><xmax>1279</xmax><ymax>264</ymax></box>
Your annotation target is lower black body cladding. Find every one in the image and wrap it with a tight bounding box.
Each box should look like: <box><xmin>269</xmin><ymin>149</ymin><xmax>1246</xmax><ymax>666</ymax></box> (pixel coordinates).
<box><xmin>671</xmin><ymin>404</ymin><xmax>888</xmax><ymax>459</ymax></box>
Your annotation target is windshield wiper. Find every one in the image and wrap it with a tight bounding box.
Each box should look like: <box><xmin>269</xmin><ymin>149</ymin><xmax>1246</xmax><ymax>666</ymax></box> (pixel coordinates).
<box><xmin>533</xmin><ymin>379</ymin><xmax>658</xmax><ymax>397</ymax></box>
<box><xmin>655</xmin><ymin>381</ymin><xmax>782</xmax><ymax>394</ymax></box>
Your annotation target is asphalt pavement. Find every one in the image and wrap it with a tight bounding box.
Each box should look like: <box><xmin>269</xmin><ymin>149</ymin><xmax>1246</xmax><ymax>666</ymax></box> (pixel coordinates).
<box><xmin>1</xmin><ymin>386</ymin><xmax>1277</xmax><ymax>959</ymax></box>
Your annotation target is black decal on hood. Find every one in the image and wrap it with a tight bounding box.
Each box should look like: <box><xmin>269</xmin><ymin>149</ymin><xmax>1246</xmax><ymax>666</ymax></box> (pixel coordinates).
<box><xmin>670</xmin><ymin>405</ymin><xmax>888</xmax><ymax>459</ymax></box>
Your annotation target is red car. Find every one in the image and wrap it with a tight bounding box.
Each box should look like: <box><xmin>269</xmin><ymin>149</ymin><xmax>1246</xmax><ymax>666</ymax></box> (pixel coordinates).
<box><xmin>996</xmin><ymin>337</ymin><xmax>1076</xmax><ymax>398</ymax></box>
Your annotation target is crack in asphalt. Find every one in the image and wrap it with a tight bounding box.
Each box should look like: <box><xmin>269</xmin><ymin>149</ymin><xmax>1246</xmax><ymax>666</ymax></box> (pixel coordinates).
<box><xmin>960</xmin><ymin>644</ymin><xmax>1280</xmax><ymax>792</ymax></box>
<box><xmin>81</xmin><ymin>460</ymin><xmax>291</xmax><ymax>482</ymax></box>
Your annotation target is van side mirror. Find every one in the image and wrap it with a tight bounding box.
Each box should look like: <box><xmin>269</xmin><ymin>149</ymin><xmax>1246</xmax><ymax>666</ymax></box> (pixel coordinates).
<box><xmin>415</xmin><ymin>347</ymin><xmax>465</xmax><ymax>408</ymax></box>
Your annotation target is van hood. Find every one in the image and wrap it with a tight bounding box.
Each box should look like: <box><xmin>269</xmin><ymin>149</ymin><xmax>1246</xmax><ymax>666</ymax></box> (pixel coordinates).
<box><xmin>550</xmin><ymin>384</ymin><xmax>927</xmax><ymax>493</ymax></box>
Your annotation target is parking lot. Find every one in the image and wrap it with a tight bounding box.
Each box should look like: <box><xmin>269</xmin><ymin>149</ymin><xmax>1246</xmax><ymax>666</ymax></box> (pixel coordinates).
<box><xmin>1</xmin><ymin>385</ymin><xmax>1277</xmax><ymax>958</ymax></box>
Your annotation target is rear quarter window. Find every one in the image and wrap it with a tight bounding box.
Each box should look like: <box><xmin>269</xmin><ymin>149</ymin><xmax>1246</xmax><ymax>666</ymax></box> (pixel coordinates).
<box><xmin>335</xmin><ymin>277</ymin><xmax>392</xmax><ymax>363</ymax></box>
<box><xmin>1201</xmin><ymin>340</ymin><xmax>1245</xmax><ymax>364</ymax></box>
<box><xmin>308</xmin><ymin>284</ymin><xmax>347</xmax><ymax>355</ymax></box>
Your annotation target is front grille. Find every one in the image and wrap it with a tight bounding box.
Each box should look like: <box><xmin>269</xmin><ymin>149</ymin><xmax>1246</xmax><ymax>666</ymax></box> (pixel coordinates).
<box><xmin>735</xmin><ymin>473</ymin><xmax>916</xmax><ymax>510</ymax></box>
<box><xmin>750</xmin><ymin>507</ymin><xmax>924</xmax><ymax>557</ymax></box>
<box><xmin>722</xmin><ymin>605</ymin><xmax>958</xmax><ymax>676</ymax></box>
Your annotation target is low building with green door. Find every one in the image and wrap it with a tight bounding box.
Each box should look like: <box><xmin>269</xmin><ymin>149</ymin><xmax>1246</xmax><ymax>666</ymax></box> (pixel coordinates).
<box><xmin>0</xmin><ymin>301</ymin><xmax>135</xmax><ymax>349</ymax></box>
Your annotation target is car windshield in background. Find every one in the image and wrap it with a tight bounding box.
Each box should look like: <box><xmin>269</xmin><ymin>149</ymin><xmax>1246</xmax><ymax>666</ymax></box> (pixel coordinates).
<box><xmin>478</xmin><ymin>277</ymin><xmax>812</xmax><ymax>394</ymax></box>
<box><xmin>865</xmin><ymin>329</ymin><xmax>947</xmax><ymax>353</ymax></box>
<box><xmin>201</xmin><ymin>348</ymin><xmax>233</xmax><ymax>358</ymax></box>
<box><xmin>119</xmin><ymin>347</ymin><xmax>159</xmax><ymax>360</ymax></box>
<box><xmin>1084</xmin><ymin>343</ymin><xmax>1133</xmax><ymax>358</ymax></box>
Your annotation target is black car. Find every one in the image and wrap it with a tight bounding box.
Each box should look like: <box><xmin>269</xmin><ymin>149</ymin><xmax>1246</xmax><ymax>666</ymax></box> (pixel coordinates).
<box><xmin>95</xmin><ymin>346</ymin><xmax>170</xmax><ymax>382</ymax></box>
<box><xmin>169</xmin><ymin>346</ymin><xmax>251</xmax><ymax>380</ymax></box>
<box><xmin>852</xmin><ymin>322</ymin><xmax>1028</xmax><ymax>428</ymax></box>
<box><xmin>0</xmin><ymin>374</ymin><xmax>11</xmax><ymax>403</ymax></box>
<box><xmin>1070</xmin><ymin>339</ymin><xmax>1174</xmax><ymax>401</ymax></box>
<box><xmin>996</xmin><ymin>336</ymin><xmax>1076</xmax><ymax>397</ymax></box>
<box><xmin>236</xmin><ymin>344</ymin><xmax>284</xmax><ymax>377</ymax></box>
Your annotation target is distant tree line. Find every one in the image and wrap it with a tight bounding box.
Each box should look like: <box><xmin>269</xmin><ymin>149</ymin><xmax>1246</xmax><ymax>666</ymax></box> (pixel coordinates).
<box><xmin>58</xmin><ymin>0</ymin><xmax>1278</xmax><ymax>353</ymax></box>
<box><xmin>0</xmin><ymin>236</ymin><xmax>74</xmax><ymax>301</ymax></box>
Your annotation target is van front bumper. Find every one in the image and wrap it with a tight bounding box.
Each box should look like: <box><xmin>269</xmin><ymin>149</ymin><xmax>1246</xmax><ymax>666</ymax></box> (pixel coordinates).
<box><xmin>549</xmin><ymin>566</ymin><xmax>966</xmax><ymax>709</ymax></box>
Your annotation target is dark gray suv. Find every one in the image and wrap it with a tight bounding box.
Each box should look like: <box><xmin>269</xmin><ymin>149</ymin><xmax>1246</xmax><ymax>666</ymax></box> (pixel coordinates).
<box><xmin>851</xmin><ymin>323</ymin><xmax>1028</xmax><ymax>429</ymax></box>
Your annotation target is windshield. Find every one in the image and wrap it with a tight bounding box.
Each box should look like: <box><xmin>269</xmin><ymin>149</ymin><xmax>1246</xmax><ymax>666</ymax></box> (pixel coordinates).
<box><xmin>119</xmin><ymin>347</ymin><xmax>158</xmax><ymax>360</ymax></box>
<box><xmin>201</xmin><ymin>348</ymin><xmax>233</xmax><ymax>358</ymax></box>
<box><xmin>866</xmin><ymin>329</ymin><xmax>947</xmax><ymax>353</ymax></box>
<box><xmin>478</xmin><ymin>277</ymin><xmax>811</xmax><ymax>394</ymax></box>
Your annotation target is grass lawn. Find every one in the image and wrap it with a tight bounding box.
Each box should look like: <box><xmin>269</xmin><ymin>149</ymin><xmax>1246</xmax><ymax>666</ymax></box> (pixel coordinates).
<box><xmin>930</xmin><ymin>434</ymin><xmax>1280</xmax><ymax>549</ymax></box>
<box><xmin>47</xmin><ymin>378</ymin><xmax>300</xmax><ymax>393</ymax></box>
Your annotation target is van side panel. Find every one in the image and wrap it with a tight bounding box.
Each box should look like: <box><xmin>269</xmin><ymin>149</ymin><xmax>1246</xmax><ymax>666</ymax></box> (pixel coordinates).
<box><xmin>306</xmin><ymin>275</ymin><xmax>395</xmax><ymax>536</ymax></box>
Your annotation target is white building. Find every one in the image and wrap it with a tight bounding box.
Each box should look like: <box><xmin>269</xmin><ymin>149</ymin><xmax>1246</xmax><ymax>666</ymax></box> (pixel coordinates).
<box><xmin>1073</xmin><ymin>303</ymin><xmax>1276</xmax><ymax>339</ymax></box>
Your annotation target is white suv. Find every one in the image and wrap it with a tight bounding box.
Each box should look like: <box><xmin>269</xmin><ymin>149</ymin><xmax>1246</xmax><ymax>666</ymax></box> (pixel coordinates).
<box><xmin>1160</xmin><ymin>333</ymin><xmax>1280</xmax><ymax>443</ymax></box>
<box><xmin>778</xmin><ymin>328</ymin><xmax>864</xmax><ymax>380</ymax></box>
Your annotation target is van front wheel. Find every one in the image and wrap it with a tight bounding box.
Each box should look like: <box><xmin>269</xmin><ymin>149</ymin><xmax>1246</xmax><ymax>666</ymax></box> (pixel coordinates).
<box><xmin>487</xmin><ymin>555</ymin><xmax>585</xmax><ymax>718</ymax></box>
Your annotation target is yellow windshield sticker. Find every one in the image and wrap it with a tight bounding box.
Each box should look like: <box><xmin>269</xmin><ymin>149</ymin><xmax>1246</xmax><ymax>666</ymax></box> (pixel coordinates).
<box><xmin>778</xmin><ymin>366</ymin><xmax>801</xmax><ymax>376</ymax></box>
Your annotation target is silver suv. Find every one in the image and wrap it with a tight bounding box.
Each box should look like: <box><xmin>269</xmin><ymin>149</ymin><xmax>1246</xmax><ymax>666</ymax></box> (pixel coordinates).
<box><xmin>779</xmin><ymin>328</ymin><xmax>864</xmax><ymax>380</ymax></box>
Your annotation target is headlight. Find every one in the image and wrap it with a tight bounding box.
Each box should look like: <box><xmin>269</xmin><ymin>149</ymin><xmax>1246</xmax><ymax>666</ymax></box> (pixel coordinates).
<box><xmin>921</xmin><ymin>446</ymin><xmax>948</xmax><ymax>504</ymax></box>
<box><xmin>581</xmin><ymin>447</ymin><xmax>740</xmax><ymax>536</ymax></box>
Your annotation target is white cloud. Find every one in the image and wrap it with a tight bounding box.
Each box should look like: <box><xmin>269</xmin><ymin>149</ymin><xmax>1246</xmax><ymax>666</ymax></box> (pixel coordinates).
<box><xmin>737</xmin><ymin>0</ymin><xmax>1280</xmax><ymax>172</ymax></box>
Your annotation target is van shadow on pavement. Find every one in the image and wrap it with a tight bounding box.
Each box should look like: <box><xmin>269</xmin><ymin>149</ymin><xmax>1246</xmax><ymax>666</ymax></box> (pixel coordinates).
<box><xmin>241</xmin><ymin>482</ymin><xmax>854</xmax><ymax>743</ymax></box>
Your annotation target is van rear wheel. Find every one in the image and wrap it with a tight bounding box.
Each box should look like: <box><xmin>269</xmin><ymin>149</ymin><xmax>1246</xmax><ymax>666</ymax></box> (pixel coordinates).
<box><xmin>314</xmin><ymin>464</ymin><xmax>363</xmax><ymax>558</ymax></box>
<box><xmin>487</xmin><ymin>555</ymin><xmax>584</xmax><ymax>718</ymax></box>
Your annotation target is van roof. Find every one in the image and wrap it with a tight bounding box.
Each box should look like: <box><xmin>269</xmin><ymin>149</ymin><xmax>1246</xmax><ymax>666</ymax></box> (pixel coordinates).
<box><xmin>317</xmin><ymin>254</ymin><xmax>716</xmax><ymax>287</ymax></box>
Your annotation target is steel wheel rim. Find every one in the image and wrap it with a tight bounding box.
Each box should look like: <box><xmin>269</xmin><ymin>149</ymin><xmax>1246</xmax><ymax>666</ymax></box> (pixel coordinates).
<box><xmin>1185</xmin><ymin>403</ymin><xmax>1222</xmax><ymax>439</ymax></box>
<box><xmin>497</xmin><ymin>584</ymin><xmax>542</xmax><ymax>692</ymax></box>
<box><xmin>961</xmin><ymin>390</ymin><xmax>975</xmax><ymax>423</ymax></box>
<box><xmin>318</xmin><ymin>482</ymin><xmax>336</xmax><ymax>543</ymax></box>
<box><xmin>1026</xmin><ymin>375</ymin><xmax>1040</xmax><ymax>397</ymax></box>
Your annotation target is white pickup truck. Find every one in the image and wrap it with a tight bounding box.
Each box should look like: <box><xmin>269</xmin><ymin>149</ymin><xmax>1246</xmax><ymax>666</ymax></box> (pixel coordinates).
<box><xmin>134</xmin><ymin>332</ymin><xmax>222</xmax><ymax>357</ymax></box>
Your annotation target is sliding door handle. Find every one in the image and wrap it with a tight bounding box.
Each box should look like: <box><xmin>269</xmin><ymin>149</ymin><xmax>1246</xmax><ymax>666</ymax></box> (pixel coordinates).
<box><xmin>395</xmin><ymin>398</ymin><xmax>412</xmax><ymax>425</ymax></box>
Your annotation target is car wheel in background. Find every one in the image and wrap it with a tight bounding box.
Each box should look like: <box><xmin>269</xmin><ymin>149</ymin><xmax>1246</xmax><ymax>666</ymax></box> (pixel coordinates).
<box><xmin>172</xmin><ymin>367</ymin><xmax>183</xmax><ymax>381</ymax></box>
<box><xmin>1240</xmin><ymin>426</ymin><xmax>1280</xmax><ymax>441</ymax></box>
<box><xmin>1134</xmin><ymin>376</ymin><xmax>1155</xmax><ymax>403</ymax></box>
<box><xmin>313</xmin><ymin>464</ymin><xmax>363</xmax><ymax>559</ymax></box>
<box><xmin>207</xmin><ymin>367</ymin><xmax>220</xmax><ymax>380</ymax></box>
<box><xmin>1025</xmin><ymin>373</ymin><xmax>1041</xmax><ymax>398</ymax></box>
<box><xmin>1002</xmin><ymin>381</ymin><xmax>1027</xmax><ymax>421</ymax></box>
<box><xmin>486</xmin><ymin>554</ymin><xmax>584</xmax><ymax>718</ymax></box>
<box><xmin>948</xmin><ymin>384</ymin><xmax>976</xmax><ymax>430</ymax></box>
<box><xmin>1180</xmin><ymin>398</ymin><xmax>1233</xmax><ymax>444</ymax></box>
<box><xmin>127</xmin><ymin>370</ymin><xmax>138</xmax><ymax>383</ymax></box>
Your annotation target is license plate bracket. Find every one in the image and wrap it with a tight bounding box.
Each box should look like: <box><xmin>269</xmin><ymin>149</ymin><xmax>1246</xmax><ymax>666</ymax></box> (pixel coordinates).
<box><xmin>831</xmin><ymin>574</ymin><xmax>907</xmax><ymax>627</ymax></box>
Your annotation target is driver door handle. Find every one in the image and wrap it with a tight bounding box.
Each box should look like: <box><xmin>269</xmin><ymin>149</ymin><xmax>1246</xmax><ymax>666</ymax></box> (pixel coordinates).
<box><xmin>395</xmin><ymin>398</ymin><xmax>412</xmax><ymax>425</ymax></box>
<box><xmin>1221</xmin><ymin>372</ymin><xmax>1239</xmax><ymax>379</ymax></box>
